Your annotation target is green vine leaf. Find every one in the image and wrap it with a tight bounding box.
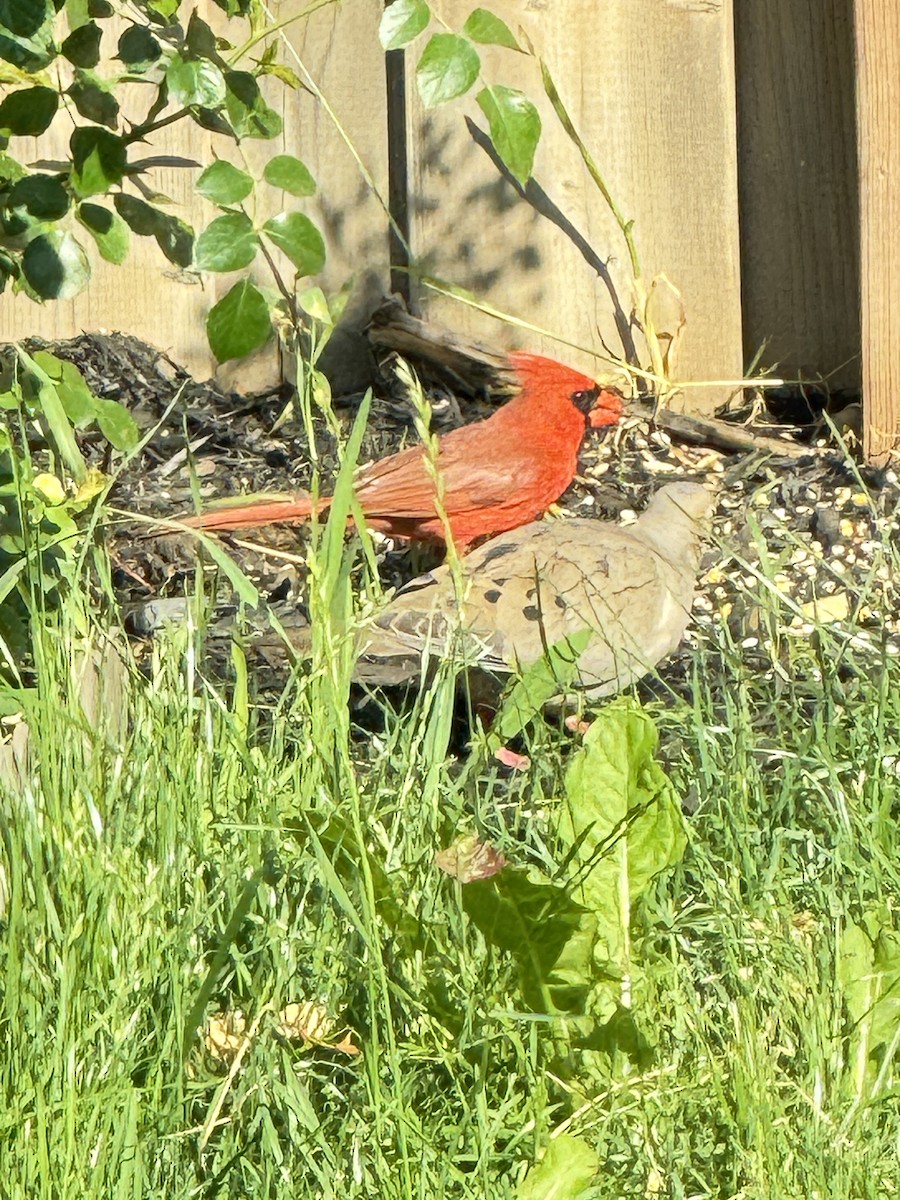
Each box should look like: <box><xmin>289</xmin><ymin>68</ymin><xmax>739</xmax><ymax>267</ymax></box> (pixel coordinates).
<box><xmin>262</xmin><ymin>211</ymin><xmax>325</xmax><ymax>275</ymax></box>
<box><xmin>193</xmin><ymin>212</ymin><xmax>258</xmax><ymax>272</ymax></box>
<box><xmin>463</xmin><ymin>8</ymin><xmax>520</xmax><ymax>50</ymax></box>
<box><xmin>69</xmin><ymin>126</ymin><xmax>126</xmax><ymax>197</ymax></box>
<box><xmin>0</xmin><ymin>86</ymin><xmax>58</xmax><ymax>136</ymax></box>
<box><xmin>76</xmin><ymin>202</ymin><xmax>129</xmax><ymax>264</ymax></box>
<box><xmin>68</xmin><ymin>71</ymin><xmax>119</xmax><ymax>128</ymax></box>
<box><xmin>21</xmin><ymin>230</ymin><xmax>91</xmax><ymax>301</ymax></box>
<box><xmin>207</xmin><ymin>278</ymin><xmax>272</xmax><ymax>362</ymax></box>
<box><xmin>166</xmin><ymin>55</ymin><xmax>227</xmax><ymax>109</ymax></box>
<box><xmin>113</xmin><ymin>194</ymin><xmax>193</xmax><ymax>267</ymax></box>
<box><xmin>8</xmin><ymin>174</ymin><xmax>69</xmax><ymax>221</ymax></box>
<box><xmin>476</xmin><ymin>85</ymin><xmax>541</xmax><ymax>185</ymax></box>
<box><xmin>263</xmin><ymin>154</ymin><xmax>316</xmax><ymax>197</ymax></box>
<box><xmin>60</xmin><ymin>20</ymin><xmax>101</xmax><ymax>68</ymax></box>
<box><xmin>0</xmin><ymin>0</ymin><xmax>50</xmax><ymax>39</ymax></box>
<box><xmin>224</xmin><ymin>70</ymin><xmax>283</xmax><ymax>139</ymax></box>
<box><xmin>379</xmin><ymin>0</ymin><xmax>430</xmax><ymax>51</ymax></box>
<box><xmin>416</xmin><ymin>33</ymin><xmax>480</xmax><ymax>108</ymax></box>
<box><xmin>196</xmin><ymin>160</ymin><xmax>254</xmax><ymax>206</ymax></box>
<box><xmin>116</xmin><ymin>25</ymin><xmax>161</xmax><ymax>69</ymax></box>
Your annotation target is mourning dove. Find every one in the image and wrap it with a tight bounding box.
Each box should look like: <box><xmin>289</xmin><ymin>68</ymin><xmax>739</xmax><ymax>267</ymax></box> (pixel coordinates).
<box><xmin>355</xmin><ymin>483</ymin><xmax>714</xmax><ymax>700</ymax></box>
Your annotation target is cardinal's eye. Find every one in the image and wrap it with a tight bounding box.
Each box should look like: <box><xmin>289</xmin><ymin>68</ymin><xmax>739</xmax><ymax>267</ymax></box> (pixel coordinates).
<box><xmin>571</xmin><ymin>388</ymin><xmax>599</xmax><ymax>414</ymax></box>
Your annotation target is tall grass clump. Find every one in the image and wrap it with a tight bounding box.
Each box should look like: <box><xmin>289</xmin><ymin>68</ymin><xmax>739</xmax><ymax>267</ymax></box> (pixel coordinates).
<box><xmin>1</xmin><ymin>384</ymin><xmax>899</xmax><ymax>1198</ymax></box>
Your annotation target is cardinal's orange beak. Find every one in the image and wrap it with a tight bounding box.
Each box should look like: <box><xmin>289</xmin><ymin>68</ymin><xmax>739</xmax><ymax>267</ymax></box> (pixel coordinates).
<box><xmin>588</xmin><ymin>386</ymin><xmax>627</xmax><ymax>429</ymax></box>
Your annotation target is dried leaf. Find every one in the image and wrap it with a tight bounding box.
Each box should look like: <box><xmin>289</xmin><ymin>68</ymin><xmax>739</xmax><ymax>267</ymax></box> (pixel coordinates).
<box><xmin>435</xmin><ymin>833</ymin><xmax>507</xmax><ymax>882</ymax></box>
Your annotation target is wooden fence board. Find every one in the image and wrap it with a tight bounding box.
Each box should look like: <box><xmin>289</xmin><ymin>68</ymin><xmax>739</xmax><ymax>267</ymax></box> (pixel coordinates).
<box><xmin>227</xmin><ymin>0</ymin><xmax>391</xmax><ymax>393</ymax></box>
<box><xmin>854</xmin><ymin>0</ymin><xmax>900</xmax><ymax>460</ymax></box>
<box><xmin>405</xmin><ymin>0</ymin><xmax>743</xmax><ymax>413</ymax></box>
<box><xmin>735</xmin><ymin>0</ymin><xmax>858</xmax><ymax>393</ymax></box>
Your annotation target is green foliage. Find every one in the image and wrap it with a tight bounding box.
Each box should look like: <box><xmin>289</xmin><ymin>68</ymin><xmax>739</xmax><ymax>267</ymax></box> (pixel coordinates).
<box><xmin>0</xmin><ymin>0</ymin><xmax>327</xmax><ymax>361</ymax></box>
<box><xmin>263</xmin><ymin>153</ymin><xmax>316</xmax><ymax>197</ymax></box>
<box><xmin>379</xmin><ymin>0</ymin><xmax>540</xmax><ymax>185</ymax></box>
<box><xmin>514</xmin><ymin>1136</ymin><xmax>599</xmax><ymax>1200</ymax></box>
<box><xmin>378</xmin><ymin>0</ymin><xmax>429</xmax><ymax>51</ymax></box>
<box><xmin>416</xmin><ymin>32</ymin><xmax>481</xmax><ymax>107</ymax></box>
<box><xmin>477</xmin><ymin>84</ymin><xmax>541</xmax><ymax>186</ymax></box>
<box><xmin>839</xmin><ymin>912</ymin><xmax>900</xmax><ymax>1091</ymax></box>
<box><xmin>206</xmin><ymin>278</ymin><xmax>271</xmax><ymax>361</ymax></box>
<box><xmin>463</xmin><ymin>700</ymin><xmax>686</xmax><ymax>1030</ymax></box>
<box><xmin>0</xmin><ymin>346</ymin><xmax>135</xmax><ymax>669</ymax></box>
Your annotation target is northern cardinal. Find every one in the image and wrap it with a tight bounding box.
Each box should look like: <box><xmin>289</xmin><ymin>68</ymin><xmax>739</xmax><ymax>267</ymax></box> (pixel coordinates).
<box><xmin>354</xmin><ymin>483</ymin><xmax>713</xmax><ymax>700</ymax></box>
<box><xmin>182</xmin><ymin>354</ymin><xmax>625</xmax><ymax>552</ymax></box>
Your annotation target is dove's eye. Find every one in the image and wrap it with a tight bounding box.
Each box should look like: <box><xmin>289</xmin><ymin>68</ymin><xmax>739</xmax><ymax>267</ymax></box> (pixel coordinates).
<box><xmin>571</xmin><ymin>388</ymin><xmax>599</xmax><ymax>414</ymax></box>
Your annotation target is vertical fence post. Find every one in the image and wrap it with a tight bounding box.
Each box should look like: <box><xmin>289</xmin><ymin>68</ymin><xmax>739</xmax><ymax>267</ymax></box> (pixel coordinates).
<box><xmin>855</xmin><ymin>0</ymin><xmax>900</xmax><ymax>460</ymax></box>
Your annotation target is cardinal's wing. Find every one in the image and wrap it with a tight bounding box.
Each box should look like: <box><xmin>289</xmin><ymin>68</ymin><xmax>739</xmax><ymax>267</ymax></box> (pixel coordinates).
<box><xmin>356</xmin><ymin>426</ymin><xmax>543</xmax><ymax>519</ymax></box>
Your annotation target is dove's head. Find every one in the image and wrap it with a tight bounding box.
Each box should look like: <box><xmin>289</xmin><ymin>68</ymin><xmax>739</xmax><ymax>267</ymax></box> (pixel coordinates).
<box><xmin>507</xmin><ymin>352</ymin><xmax>626</xmax><ymax>429</ymax></box>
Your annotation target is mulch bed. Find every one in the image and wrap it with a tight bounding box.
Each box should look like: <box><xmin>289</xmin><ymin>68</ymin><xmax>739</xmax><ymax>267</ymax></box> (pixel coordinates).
<box><xmin>21</xmin><ymin>327</ymin><xmax>900</xmax><ymax>719</ymax></box>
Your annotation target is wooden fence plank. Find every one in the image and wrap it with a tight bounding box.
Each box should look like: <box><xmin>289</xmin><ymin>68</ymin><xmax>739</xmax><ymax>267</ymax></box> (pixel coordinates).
<box><xmin>854</xmin><ymin>0</ymin><xmax>900</xmax><ymax>460</ymax></box>
<box><xmin>735</xmin><ymin>0</ymin><xmax>858</xmax><ymax>394</ymax></box>
<box><xmin>262</xmin><ymin>0</ymin><xmax>391</xmax><ymax>395</ymax></box>
<box><xmin>405</xmin><ymin>0</ymin><xmax>743</xmax><ymax>413</ymax></box>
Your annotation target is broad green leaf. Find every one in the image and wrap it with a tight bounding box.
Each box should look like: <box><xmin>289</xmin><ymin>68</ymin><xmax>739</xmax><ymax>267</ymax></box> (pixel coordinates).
<box><xmin>146</xmin><ymin>0</ymin><xmax>179</xmax><ymax>19</ymax></box>
<box><xmin>116</xmin><ymin>24</ymin><xmax>161</xmax><ymax>67</ymax></box>
<box><xmin>113</xmin><ymin>194</ymin><xmax>193</xmax><ymax>266</ymax></box>
<box><xmin>870</xmin><ymin>930</ymin><xmax>900</xmax><ymax>1050</ymax></box>
<box><xmin>262</xmin><ymin>211</ymin><xmax>325</xmax><ymax>275</ymax></box>
<box><xmin>8</xmin><ymin>174</ymin><xmax>69</xmax><ymax>220</ymax></box>
<box><xmin>0</xmin><ymin>152</ymin><xmax>26</xmax><ymax>183</ymax></box>
<box><xmin>31</xmin><ymin>350</ymin><xmax>96</xmax><ymax>426</ymax></box>
<box><xmin>166</xmin><ymin>56</ymin><xmax>227</xmax><ymax>108</ymax></box>
<box><xmin>462</xmin><ymin>867</ymin><xmax>587</xmax><ymax>1012</ymax></box>
<box><xmin>196</xmin><ymin>160</ymin><xmax>253</xmax><ymax>206</ymax></box>
<box><xmin>0</xmin><ymin>37</ymin><xmax>56</xmax><ymax>76</ymax></box>
<box><xmin>113</xmin><ymin>193</ymin><xmax>161</xmax><ymax>236</ymax></box>
<box><xmin>184</xmin><ymin>10</ymin><xmax>218</xmax><ymax>59</ymax></box>
<box><xmin>515</xmin><ymin>1136</ymin><xmax>599</xmax><ymax>1200</ymax></box>
<box><xmin>65</xmin><ymin>0</ymin><xmax>92</xmax><ymax>28</ymax></box>
<box><xmin>95</xmin><ymin>397</ymin><xmax>139</xmax><ymax>451</ymax></box>
<box><xmin>69</xmin><ymin>126</ymin><xmax>126</xmax><ymax>196</ymax></box>
<box><xmin>206</xmin><ymin>278</ymin><xmax>271</xmax><ymax>362</ymax></box>
<box><xmin>0</xmin><ymin>0</ymin><xmax>49</xmax><ymax>38</ymax></box>
<box><xmin>379</xmin><ymin>0</ymin><xmax>429</xmax><ymax>51</ymax></box>
<box><xmin>492</xmin><ymin>627</ymin><xmax>592</xmax><ymax>744</ymax></box>
<box><xmin>463</xmin><ymin>8</ymin><xmax>519</xmax><ymax>49</ymax></box>
<box><xmin>838</xmin><ymin>922</ymin><xmax>876</xmax><ymax>1027</ymax></box>
<box><xmin>87</xmin><ymin>0</ymin><xmax>113</xmax><ymax>15</ymax></box>
<box><xmin>68</xmin><ymin>72</ymin><xmax>119</xmax><ymax>128</ymax></box>
<box><xmin>60</xmin><ymin>19</ymin><xmax>100</xmax><ymax>66</ymax></box>
<box><xmin>263</xmin><ymin>153</ymin><xmax>316</xmax><ymax>197</ymax></box>
<box><xmin>0</xmin><ymin>85</ymin><xmax>57</xmax><ymax>136</ymax></box>
<box><xmin>76</xmin><ymin>202</ymin><xmax>129</xmax><ymax>264</ymax></box>
<box><xmin>193</xmin><ymin>212</ymin><xmax>257</xmax><ymax>272</ymax></box>
<box><xmin>16</xmin><ymin>347</ymin><xmax>86</xmax><ymax>480</ymax></box>
<box><xmin>562</xmin><ymin>700</ymin><xmax>686</xmax><ymax>978</ymax></box>
<box><xmin>297</xmin><ymin>285</ymin><xmax>330</xmax><ymax>324</ymax></box>
<box><xmin>21</xmin><ymin>230</ymin><xmax>91</xmax><ymax>301</ymax></box>
<box><xmin>153</xmin><ymin>212</ymin><xmax>193</xmax><ymax>267</ymax></box>
<box><xmin>416</xmin><ymin>33</ymin><xmax>479</xmax><ymax>108</ymax></box>
<box><xmin>476</xmin><ymin>85</ymin><xmax>540</xmax><ymax>185</ymax></box>
<box><xmin>224</xmin><ymin>70</ymin><xmax>283</xmax><ymax>139</ymax></box>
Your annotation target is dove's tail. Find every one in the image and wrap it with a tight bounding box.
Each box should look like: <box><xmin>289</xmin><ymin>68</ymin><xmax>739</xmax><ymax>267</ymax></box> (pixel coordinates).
<box><xmin>181</xmin><ymin>492</ymin><xmax>329</xmax><ymax>532</ymax></box>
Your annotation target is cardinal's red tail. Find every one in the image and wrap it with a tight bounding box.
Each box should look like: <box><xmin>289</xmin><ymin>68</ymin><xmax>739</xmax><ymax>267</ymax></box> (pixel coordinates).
<box><xmin>181</xmin><ymin>493</ymin><xmax>329</xmax><ymax>532</ymax></box>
